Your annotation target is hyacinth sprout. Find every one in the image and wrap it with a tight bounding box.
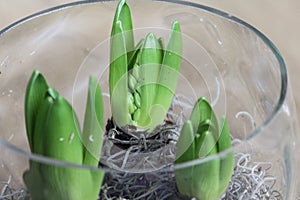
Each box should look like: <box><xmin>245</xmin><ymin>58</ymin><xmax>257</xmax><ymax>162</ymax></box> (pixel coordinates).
<box><xmin>23</xmin><ymin>70</ymin><xmax>104</xmax><ymax>200</ymax></box>
<box><xmin>175</xmin><ymin>97</ymin><xmax>235</xmax><ymax>200</ymax></box>
<box><xmin>109</xmin><ymin>0</ymin><xmax>182</xmax><ymax>131</ymax></box>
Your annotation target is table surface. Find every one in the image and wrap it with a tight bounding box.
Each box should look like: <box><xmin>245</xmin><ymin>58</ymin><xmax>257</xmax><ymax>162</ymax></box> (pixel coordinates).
<box><xmin>0</xmin><ymin>0</ymin><xmax>299</xmax><ymax>119</ymax></box>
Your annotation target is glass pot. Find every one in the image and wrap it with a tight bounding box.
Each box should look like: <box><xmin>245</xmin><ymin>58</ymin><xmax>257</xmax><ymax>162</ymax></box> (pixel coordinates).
<box><xmin>0</xmin><ymin>0</ymin><xmax>299</xmax><ymax>199</ymax></box>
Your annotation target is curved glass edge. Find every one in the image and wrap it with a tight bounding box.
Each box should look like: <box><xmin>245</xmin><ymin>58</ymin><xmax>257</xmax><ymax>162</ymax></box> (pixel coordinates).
<box><xmin>0</xmin><ymin>0</ymin><xmax>288</xmax><ymax>164</ymax></box>
<box><xmin>0</xmin><ymin>139</ymin><xmax>107</xmax><ymax>172</ymax></box>
<box><xmin>0</xmin><ymin>0</ymin><xmax>113</xmax><ymax>36</ymax></box>
<box><xmin>157</xmin><ymin>0</ymin><xmax>288</xmax><ymax>140</ymax></box>
<box><xmin>0</xmin><ymin>138</ymin><xmax>234</xmax><ymax>173</ymax></box>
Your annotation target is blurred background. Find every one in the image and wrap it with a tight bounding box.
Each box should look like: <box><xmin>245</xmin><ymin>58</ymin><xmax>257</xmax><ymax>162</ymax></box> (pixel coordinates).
<box><xmin>0</xmin><ymin>0</ymin><xmax>299</xmax><ymax>114</ymax></box>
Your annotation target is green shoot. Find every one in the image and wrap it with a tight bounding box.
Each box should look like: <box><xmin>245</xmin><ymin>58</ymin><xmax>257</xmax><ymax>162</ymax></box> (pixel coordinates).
<box><xmin>24</xmin><ymin>70</ymin><xmax>104</xmax><ymax>200</ymax></box>
<box><xmin>109</xmin><ymin>0</ymin><xmax>182</xmax><ymax>131</ymax></box>
<box><xmin>175</xmin><ymin>97</ymin><xmax>235</xmax><ymax>200</ymax></box>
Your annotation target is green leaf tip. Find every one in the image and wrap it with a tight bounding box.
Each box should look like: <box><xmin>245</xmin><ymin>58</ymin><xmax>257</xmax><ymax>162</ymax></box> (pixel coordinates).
<box><xmin>24</xmin><ymin>71</ymin><xmax>104</xmax><ymax>200</ymax></box>
<box><xmin>138</xmin><ymin>33</ymin><xmax>163</xmax><ymax>126</ymax></box>
<box><xmin>110</xmin><ymin>20</ymin><xmax>129</xmax><ymax>127</ymax></box>
<box><xmin>175</xmin><ymin>98</ymin><xmax>234</xmax><ymax>200</ymax></box>
<box><xmin>112</xmin><ymin>0</ymin><xmax>134</xmax><ymax>62</ymax></box>
<box><xmin>145</xmin><ymin>20</ymin><xmax>182</xmax><ymax>130</ymax></box>
<box><xmin>25</xmin><ymin>70</ymin><xmax>49</xmax><ymax>152</ymax></box>
<box><xmin>113</xmin><ymin>1</ymin><xmax>134</xmax><ymax>39</ymax></box>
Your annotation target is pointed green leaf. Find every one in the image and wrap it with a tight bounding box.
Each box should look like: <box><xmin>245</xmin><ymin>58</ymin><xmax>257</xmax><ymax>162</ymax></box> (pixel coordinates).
<box><xmin>195</xmin><ymin>128</ymin><xmax>217</xmax><ymax>159</ymax></box>
<box><xmin>34</xmin><ymin>88</ymin><xmax>83</xmax><ymax>163</ymax></box>
<box><xmin>82</xmin><ymin>76</ymin><xmax>105</xmax><ymax>167</ymax></box>
<box><xmin>25</xmin><ymin>70</ymin><xmax>49</xmax><ymax>151</ymax></box>
<box><xmin>190</xmin><ymin>97</ymin><xmax>219</xmax><ymax>141</ymax></box>
<box><xmin>218</xmin><ymin>117</ymin><xmax>232</xmax><ymax>152</ymax></box>
<box><xmin>30</xmin><ymin>89</ymin><xmax>93</xmax><ymax>199</ymax></box>
<box><xmin>197</xmin><ymin>119</ymin><xmax>218</xmax><ymax>137</ymax></box>
<box><xmin>109</xmin><ymin>20</ymin><xmax>129</xmax><ymax>127</ymax></box>
<box><xmin>128</xmin><ymin>74</ymin><xmax>137</xmax><ymax>92</ymax></box>
<box><xmin>161</xmin><ymin>21</ymin><xmax>182</xmax><ymax>72</ymax></box>
<box><xmin>140</xmin><ymin>33</ymin><xmax>163</xmax><ymax>65</ymax></box>
<box><xmin>31</xmin><ymin>93</ymin><xmax>54</xmax><ymax>155</ymax></box>
<box><xmin>192</xmin><ymin>131</ymin><xmax>220</xmax><ymax>200</ymax></box>
<box><xmin>25</xmin><ymin>84</ymin><xmax>103</xmax><ymax>200</ymax></box>
<box><xmin>175</xmin><ymin>120</ymin><xmax>196</xmax><ymax>161</ymax></box>
<box><xmin>81</xmin><ymin>76</ymin><xmax>105</xmax><ymax>198</ymax></box>
<box><xmin>151</xmin><ymin>21</ymin><xmax>182</xmax><ymax>129</ymax></box>
<box><xmin>112</xmin><ymin>0</ymin><xmax>134</xmax><ymax>61</ymax></box>
<box><xmin>195</xmin><ymin>118</ymin><xmax>219</xmax><ymax>158</ymax></box>
<box><xmin>138</xmin><ymin>33</ymin><xmax>163</xmax><ymax>127</ymax></box>
<box><xmin>23</xmin><ymin>161</ymin><xmax>45</xmax><ymax>200</ymax></box>
<box><xmin>218</xmin><ymin>117</ymin><xmax>234</xmax><ymax>195</ymax></box>
<box><xmin>175</xmin><ymin>120</ymin><xmax>196</xmax><ymax>197</ymax></box>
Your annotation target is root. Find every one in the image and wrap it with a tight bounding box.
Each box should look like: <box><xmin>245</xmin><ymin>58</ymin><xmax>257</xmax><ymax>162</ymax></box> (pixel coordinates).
<box><xmin>0</xmin><ymin>176</ymin><xmax>29</xmax><ymax>200</ymax></box>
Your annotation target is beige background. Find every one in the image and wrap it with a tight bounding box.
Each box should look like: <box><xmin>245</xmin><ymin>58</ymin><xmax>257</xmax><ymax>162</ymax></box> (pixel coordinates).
<box><xmin>0</xmin><ymin>0</ymin><xmax>299</xmax><ymax>111</ymax></box>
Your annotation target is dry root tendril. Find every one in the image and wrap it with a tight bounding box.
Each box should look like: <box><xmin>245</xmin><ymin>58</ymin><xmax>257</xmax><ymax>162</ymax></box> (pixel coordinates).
<box><xmin>0</xmin><ymin>176</ymin><xmax>29</xmax><ymax>200</ymax></box>
<box><xmin>221</xmin><ymin>153</ymin><xmax>282</xmax><ymax>200</ymax></box>
<box><xmin>99</xmin><ymin>147</ymin><xmax>283</xmax><ymax>200</ymax></box>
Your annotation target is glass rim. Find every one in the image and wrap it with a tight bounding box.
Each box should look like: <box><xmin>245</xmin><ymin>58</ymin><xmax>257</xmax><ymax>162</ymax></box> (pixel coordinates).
<box><xmin>0</xmin><ymin>0</ymin><xmax>287</xmax><ymax>170</ymax></box>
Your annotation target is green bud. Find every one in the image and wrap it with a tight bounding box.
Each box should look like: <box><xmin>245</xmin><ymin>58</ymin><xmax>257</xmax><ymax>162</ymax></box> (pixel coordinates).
<box><xmin>128</xmin><ymin>101</ymin><xmax>135</xmax><ymax>114</ymax></box>
<box><xmin>127</xmin><ymin>92</ymin><xmax>136</xmax><ymax>114</ymax></box>
<box><xmin>132</xmin><ymin>64</ymin><xmax>140</xmax><ymax>80</ymax></box>
<box><xmin>128</xmin><ymin>73</ymin><xmax>137</xmax><ymax>92</ymax></box>
<box><xmin>138</xmin><ymin>33</ymin><xmax>163</xmax><ymax>127</ymax></box>
<box><xmin>148</xmin><ymin>21</ymin><xmax>182</xmax><ymax>130</ymax></box>
<box><xmin>128</xmin><ymin>113</ymin><xmax>133</xmax><ymax>122</ymax></box>
<box><xmin>134</xmin><ymin>91</ymin><xmax>141</xmax><ymax>108</ymax></box>
<box><xmin>133</xmin><ymin>108</ymin><xmax>141</xmax><ymax>122</ymax></box>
